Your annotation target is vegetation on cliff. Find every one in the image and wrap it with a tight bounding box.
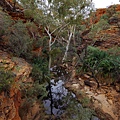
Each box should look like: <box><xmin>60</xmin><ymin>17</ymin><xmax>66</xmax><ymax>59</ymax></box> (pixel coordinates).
<box><xmin>0</xmin><ymin>0</ymin><xmax>120</xmax><ymax>120</ymax></box>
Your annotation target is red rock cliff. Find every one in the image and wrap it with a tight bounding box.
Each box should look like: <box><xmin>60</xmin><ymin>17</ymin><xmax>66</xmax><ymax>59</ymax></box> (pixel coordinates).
<box><xmin>0</xmin><ymin>50</ymin><xmax>32</xmax><ymax>120</ymax></box>
<box><xmin>90</xmin><ymin>4</ymin><xmax>120</xmax><ymax>24</ymax></box>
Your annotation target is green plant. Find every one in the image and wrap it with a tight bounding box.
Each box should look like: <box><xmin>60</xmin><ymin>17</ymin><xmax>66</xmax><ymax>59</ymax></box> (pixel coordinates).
<box><xmin>8</xmin><ymin>20</ymin><xmax>33</xmax><ymax>59</ymax></box>
<box><xmin>31</xmin><ymin>57</ymin><xmax>49</xmax><ymax>80</ymax></box>
<box><xmin>20</xmin><ymin>57</ymin><xmax>49</xmax><ymax>100</ymax></box>
<box><xmin>23</xmin><ymin>81</ymin><xmax>48</xmax><ymax>100</ymax></box>
<box><xmin>24</xmin><ymin>9</ymin><xmax>34</xmax><ymax>19</ymax></box>
<box><xmin>81</xmin><ymin>46</ymin><xmax>120</xmax><ymax>84</ymax></box>
<box><xmin>81</xmin><ymin>96</ymin><xmax>90</xmax><ymax>107</ymax></box>
<box><xmin>100</xmin><ymin>14</ymin><xmax>109</xmax><ymax>21</ymax></box>
<box><xmin>83</xmin><ymin>46</ymin><xmax>108</xmax><ymax>70</ymax></box>
<box><xmin>106</xmin><ymin>5</ymin><xmax>116</xmax><ymax>18</ymax></box>
<box><xmin>92</xmin><ymin>19</ymin><xmax>110</xmax><ymax>31</ymax></box>
<box><xmin>0</xmin><ymin>69</ymin><xmax>15</xmax><ymax>93</ymax></box>
<box><xmin>0</xmin><ymin>10</ymin><xmax>13</xmax><ymax>38</ymax></box>
<box><xmin>64</xmin><ymin>96</ymin><xmax>94</xmax><ymax>120</ymax></box>
<box><xmin>31</xmin><ymin>63</ymin><xmax>43</xmax><ymax>82</ymax></box>
<box><xmin>88</xmin><ymin>18</ymin><xmax>110</xmax><ymax>40</ymax></box>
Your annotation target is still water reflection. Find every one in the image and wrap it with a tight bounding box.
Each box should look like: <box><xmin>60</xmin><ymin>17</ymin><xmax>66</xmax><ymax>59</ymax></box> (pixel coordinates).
<box><xmin>43</xmin><ymin>66</ymin><xmax>100</xmax><ymax>120</ymax></box>
<box><xmin>43</xmin><ymin>79</ymin><xmax>75</xmax><ymax>116</ymax></box>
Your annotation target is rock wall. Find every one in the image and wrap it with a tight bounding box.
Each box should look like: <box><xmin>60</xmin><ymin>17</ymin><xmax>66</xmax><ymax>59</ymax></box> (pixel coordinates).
<box><xmin>90</xmin><ymin>4</ymin><xmax>120</xmax><ymax>24</ymax></box>
<box><xmin>0</xmin><ymin>50</ymin><xmax>32</xmax><ymax>120</ymax></box>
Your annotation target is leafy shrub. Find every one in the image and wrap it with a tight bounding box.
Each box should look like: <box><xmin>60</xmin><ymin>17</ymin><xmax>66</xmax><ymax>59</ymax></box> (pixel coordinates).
<box><xmin>83</xmin><ymin>46</ymin><xmax>109</xmax><ymax>69</ymax></box>
<box><xmin>31</xmin><ymin>57</ymin><xmax>49</xmax><ymax>83</ymax></box>
<box><xmin>91</xmin><ymin>19</ymin><xmax>110</xmax><ymax>31</ymax></box>
<box><xmin>65</xmin><ymin>96</ymin><xmax>94</xmax><ymax>120</ymax></box>
<box><xmin>23</xmin><ymin>81</ymin><xmax>48</xmax><ymax>100</ymax></box>
<box><xmin>100</xmin><ymin>14</ymin><xmax>109</xmax><ymax>21</ymax></box>
<box><xmin>0</xmin><ymin>69</ymin><xmax>15</xmax><ymax>93</ymax></box>
<box><xmin>88</xmin><ymin>19</ymin><xmax>110</xmax><ymax>39</ymax></box>
<box><xmin>31</xmin><ymin>64</ymin><xmax>43</xmax><ymax>82</ymax></box>
<box><xmin>21</xmin><ymin>57</ymin><xmax>49</xmax><ymax>100</ymax></box>
<box><xmin>82</xmin><ymin>46</ymin><xmax>120</xmax><ymax>84</ymax></box>
<box><xmin>106</xmin><ymin>5</ymin><xmax>116</xmax><ymax>17</ymax></box>
<box><xmin>24</xmin><ymin>9</ymin><xmax>34</xmax><ymax>19</ymax></box>
<box><xmin>0</xmin><ymin>10</ymin><xmax>13</xmax><ymax>38</ymax></box>
<box><xmin>8</xmin><ymin>21</ymin><xmax>33</xmax><ymax>59</ymax></box>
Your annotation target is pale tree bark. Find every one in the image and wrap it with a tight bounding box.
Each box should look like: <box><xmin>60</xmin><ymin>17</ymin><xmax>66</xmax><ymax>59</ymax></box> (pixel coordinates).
<box><xmin>44</xmin><ymin>24</ymin><xmax>66</xmax><ymax>70</ymax></box>
<box><xmin>62</xmin><ymin>25</ymin><xmax>75</xmax><ymax>62</ymax></box>
<box><xmin>44</xmin><ymin>26</ymin><xmax>53</xmax><ymax>70</ymax></box>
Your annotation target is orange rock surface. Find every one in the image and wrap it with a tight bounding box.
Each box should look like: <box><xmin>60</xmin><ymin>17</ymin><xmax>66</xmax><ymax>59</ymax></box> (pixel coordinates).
<box><xmin>0</xmin><ymin>50</ymin><xmax>32</xmax><ymax>120</ymax></box>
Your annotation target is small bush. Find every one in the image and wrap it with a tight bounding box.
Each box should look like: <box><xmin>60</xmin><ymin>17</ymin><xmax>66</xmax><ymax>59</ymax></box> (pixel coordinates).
<box><xmin>100</xmin><ymin>14</ymin><xmax>109</xmax><ymax>21</ymax></box>
<box><xmin>92</xmin><ymin>19</ymin><xmax>110</xmax><ymax>31</ymax></box>
<box><xmin>8</xmin><ymin>20</ymin><xmax>33</xmax><ymax>59</ymax></box>
<box><xmin>24</xmin><ymin>82</ymin><xmax>48</xmax><ymax>100</ymax></box>
<box><xmin>106</xmin><ymin>5</ymin><xmax>116</xmax><ymax>17</ymax></box>
<box><xmin>31</xmin><ymin>64</ymin><xmax>43</xmax><ymax>82</ymax></box>
<box><xmin>22</xmin><ymin>57</ymin><xmax>49</xmax><ymax>100</ymax></box>
<box><xmin>0</xmin><ymin>69</ymin><xmax>15</xmax><ymax>93</ymax></box>
<box><xmin>82</xmin><ymin>46</ymin><xmax>120</xmax><ymax>84</ymax></box>
<box><xmin>0</xmin><ymin>10</ymin><xmax>13</xmax><ymax>38</ymax></box>
<box><xmin>31</xmin><ymin>57</ymin><xmax>49</xmax><ymax>83</ymax></box>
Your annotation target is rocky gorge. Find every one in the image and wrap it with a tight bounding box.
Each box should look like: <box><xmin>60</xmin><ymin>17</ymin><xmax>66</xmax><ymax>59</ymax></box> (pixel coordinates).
<box><xmin>0</xmin><ymin>0</ymin><xmax>120</xmax><ymax>120</ymax></box>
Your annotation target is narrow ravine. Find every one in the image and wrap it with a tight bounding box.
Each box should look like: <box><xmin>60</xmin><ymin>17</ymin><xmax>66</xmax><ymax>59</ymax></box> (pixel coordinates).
<box><xmin>43</xmin><ymin>66</ymin><xmax>100</xmax><ymax>120</ymax></box>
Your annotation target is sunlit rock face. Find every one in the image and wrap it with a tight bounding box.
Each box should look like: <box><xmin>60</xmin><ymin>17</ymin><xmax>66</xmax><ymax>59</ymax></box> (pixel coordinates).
<box><xmin>0</xmin><ymin>50</ymin><xmax>32</xmax><ymax>120</ymax></box>
<box><xmin>94</xmin><ymin>8</ymin><xmax>106</xmax><ymax>23</ymax></box>
<box><xmin>90</xmin><ymin>4</ymin><xmax>120</xmax><ymax>24</ymax></box>
<box><xmin>85</xmin><ymin>4</ymin><xmax>120</xmax><ymax>50</ymax></box>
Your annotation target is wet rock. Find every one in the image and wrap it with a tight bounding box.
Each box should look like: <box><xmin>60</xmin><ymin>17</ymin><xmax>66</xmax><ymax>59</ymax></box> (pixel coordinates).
<box><xmin>115</xmin><ymin>83</ymin><xmax>120</xmax><ymax>92</ymax></box>
<box><xmin>84</xmin><ymin>74</ymin><xmax>90</xmax><ymax>79</ymax></box>
<box><xmin>108</xmin><ymin>16</ymin><xmax>119</xmax><ymax>25</ymax></box>
<box><xmin>95</xmin><ymin>107</ymin><xmax>114</xmax><ymax>120</ymax></box>
<box><xmin>79</xmin><ymin>78</ymin><xmax>84</xmax><ymax>86</ymax></box>
<box><xmin>72</xmin><ymin>83</ymin><xmax>79</xmax><ymax>89</ymax></box>
<box><xmin>19</xmin><ymin>101</ymin><xmax>44</xmax><ymax>120</ymax></box>
<box><xmin>91</xmin><ymin>116</ymin><xmax>100</xmax><ymax>120</ymax></box>
<box><xmin>84</xmin><ymin>80</ymin><xmax>95</xmax><ymax>87</ymax></box>
<box><xmin>107</xmin><ymin>99</ymin><xmax>113</xmax><ymax>105</ymax></box>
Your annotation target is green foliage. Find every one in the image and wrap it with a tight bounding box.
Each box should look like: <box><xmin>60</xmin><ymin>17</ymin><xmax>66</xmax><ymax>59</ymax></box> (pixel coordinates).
<box><xmin>100</xmin><ymin>14</ymin><xmax>109</xmax><ymax>21</ymax></box>
<box><xmin>23</xmin><ymin>81</ymin><xmax>48</xmax><ymax>100</ymax></box>
<box><xmin>106</xmin><ymin>5</ymin><xmax>116</xmax><ymax>17</ymax></box>
<box><xmin>31</xmin><ymin>64</ymin><xmax>42</xmax><ymax>82</ymax></box>
<box><xmin>92</xmin><ymin>19</ymin><xmax>110</xmax><ymax>31</ymax></box>
<box><xmin>0</xmin><ymin>11</ymin><xmax>33</xmax><ymax>60</ymax></box>
<box><xmin>64</xmin><ymin>96</ymin><xmax>94</xmax><ymax>120</ymax></box>
<box><xmin>0</xmin><ymin>10</ymin><xmax>13</xmax><ymax>38</ymax></box>
<box><xmin>50</xmin><ymin>48</ymin><xmax>62</xmax><ymax>58</ymax></box>
<box><xmin>82</xmin><ymin>46</ymin><xmax>120</xmax><ymax>83</ymax></box>
<box><xmin>25</xmin><ymin>21</ymin><xmax>43</xmax><ymax>49</ymax></box>
<box><xmin>47</xmin><ymin>0</ymin><xmax>93</xmax><ymax>24</ymax></box>
<box><xmin>31</xmin><ymin>57</ymin><xmax>49</xmax><ymax>83</ymax></box>
<box><xmin>22</xmin><ymin>57</ymin><xmax>49</xmax><ymax>100</ymax></box>
<box><xmin>19</xmin><ymin>0</ymin><xmax>37</xmax><ymax>9</ymax></box>
<box><xmin>8</xmin><ymin>20</ymin><xmax>33</xmax><ymax>59</ymax></box>
<box><xmin>81</xmin><ymin>96</ymin><xmax>90</xmax><ymax>107</ymax></box>
<box><xmin>85</xmin><ymin>46</ymin><xmax>109</xmax><ymax>69</ymax></box>
<box><xmin>37</xmin><ymin>36</ymin><xmax>49</xmax><ymax>50</ymax></box>
<box><xmin>108</xmin><ymin>47</ymin><xmax>120</xmax><ymax>55</ymax></box>
<box><xmin>88</xmin><ymin>18</ymin><xmax>110</xmax><ymax>39</ymax></box>
<box><xmin>114</xmin><ymin>11</ymin><xmax>120</xmax><ymax>18</ymax></box>
<box><xmin>24</xmin><ymin>9</ymin><xmax>34</xmax><ymax>18</ymax></box>
<box><xmin>0</xmin><ymin>69</ymin><xmax>15</xmax><ymax>93</ymax></box>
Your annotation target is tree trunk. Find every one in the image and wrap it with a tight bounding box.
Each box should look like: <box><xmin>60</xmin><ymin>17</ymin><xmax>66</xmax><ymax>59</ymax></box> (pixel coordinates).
<box><xmin>62</xmin><ymin>26</ymin><xmax>74</xmax><ymax>62</ymax></box>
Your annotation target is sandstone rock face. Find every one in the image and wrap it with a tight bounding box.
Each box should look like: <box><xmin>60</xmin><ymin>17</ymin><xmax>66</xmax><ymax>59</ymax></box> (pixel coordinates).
<box><xmin>19</xmin><ymin>100</ymin><xmax>46</xmax><ymax>120</ymax></box>
<box><xmin>0</xmin><ymin>50</ymin><xmax>32</xmax><ymax>120</ymax></box>
<box><xmin>91</xmin><ymin>5</ymin><xmax>120</xmax><ymax>24</ymax></box>
<box><xmin>65</xmin><ymin>75</ymin><xmax>120</xmax><ymax>120</ymax></box>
